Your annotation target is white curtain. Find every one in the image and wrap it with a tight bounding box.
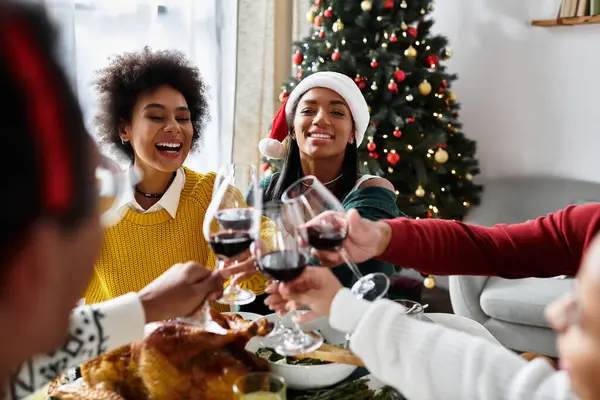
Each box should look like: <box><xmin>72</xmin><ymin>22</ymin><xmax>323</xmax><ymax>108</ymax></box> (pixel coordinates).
<box><xmin>41</xmin><ymin>0</ymin><xmax>237</xmax><ymax>173</ymax></box>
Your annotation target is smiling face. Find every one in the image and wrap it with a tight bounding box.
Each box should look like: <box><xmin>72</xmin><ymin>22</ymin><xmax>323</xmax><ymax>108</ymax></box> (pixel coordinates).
<box><xmin>546</xmin><ymin>235</ymin><xmax>600</xmax><ymax>399</ymax></box>
<box><xmin>292</xmin><ymin>88</ymin><xmax>355</xmax><ymax>160</ymax></box>
<box><xmin>120</xmin><ymin>85</ymin><xmax>193</xmax><ymax>173</ymax></box>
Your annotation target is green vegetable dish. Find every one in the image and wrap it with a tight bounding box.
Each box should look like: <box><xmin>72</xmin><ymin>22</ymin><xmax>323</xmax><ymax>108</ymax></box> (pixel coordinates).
<box><xmin>294</xmin><ymin>378</ymin><xmax>406</xmax><ymax>400</ymax></box>
<box><xmin>255</xmin><ymin>347</ymin><xmax>329</xmax><ymax>366</ymax></box>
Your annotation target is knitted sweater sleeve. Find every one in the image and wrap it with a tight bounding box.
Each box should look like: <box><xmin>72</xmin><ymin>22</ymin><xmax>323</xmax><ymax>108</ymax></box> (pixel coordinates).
<box><xmin>331</xmin><ymin>289</ymin><xmax>577</xmax><ymax>400</ymax></box>
<box><xmin>379</xmin><ymin>204</ymin><xmax>600</xmax><ymax>278</ymax></box>
<box><xmin>8</xmin><ymin>293</ymin><xmax>145</xmax><ymax>399</ymax></box>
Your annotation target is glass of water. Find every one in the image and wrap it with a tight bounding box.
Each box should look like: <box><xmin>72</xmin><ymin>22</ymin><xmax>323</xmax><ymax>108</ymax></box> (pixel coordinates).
<box><xmin>233</xmin><ymin>372</ymin><xmax>287</xmax><ymax>399</ymax></box>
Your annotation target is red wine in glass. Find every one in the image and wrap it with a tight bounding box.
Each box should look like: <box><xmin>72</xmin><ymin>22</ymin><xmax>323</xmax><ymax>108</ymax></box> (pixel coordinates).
<box><xmin>216</xmin><ymin>208</ymin><xmax>254</xmax><ymax>231</ymax></box>
<box><xmin>207</xmin><ymin>231</ymin><xmax>253</xmax><ymax>258</ymax></box>
<box><xmin>258</xmin><ymin>250</ymin><xmax>309</xmax><ymax>282</ymax></box>
<box><xmin>306</xmin><ymin>226</ymin><xmax>347</xmax><ymax>251</ymax></box>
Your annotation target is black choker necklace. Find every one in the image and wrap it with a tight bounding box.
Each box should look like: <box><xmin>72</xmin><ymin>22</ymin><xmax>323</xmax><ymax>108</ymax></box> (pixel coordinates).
<box><xmin>135</xmin><ymin>172</ymin><xmax>176</xmax><ymax>199</ymax></box>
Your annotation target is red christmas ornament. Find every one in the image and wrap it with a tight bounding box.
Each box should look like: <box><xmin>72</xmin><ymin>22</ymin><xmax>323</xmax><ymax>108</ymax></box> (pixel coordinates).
<box><xmin>393</xmin><ymin>129</ymin><xmax>402</xmax><ymax>138</ymax></box>
<box><xmin>297</xmin><ymin>69</ymin><xmax>304</xmax><ymax>80</ymax></box>
<box><xmin>318</xmin><ymin>30</ymin><xmax>325</xmax><ymax>38</ymax></box>
<box><xmin>278</xmin><ymin>91</ymin><xmax>289</xmax><ymax>103</ymax></box>
<box><xmin>292</xmin><ymin>52</ymin><xmax>303</xmax><ymax>65</ymax></box>
<box><xmin>407</xmin><ymin>27</ymin><xmax>417</xmax><ymax>37</ymax></box>
<box><xmin>367</xmin><ymin>142</ymin><xmax>377</xmax><ymax>151</ymax></box>
<box><xmin>390</xmin><ymin>33</ymin><xmax>398</xmax><ymax>43</ymax></box>
<box><xmin>370</xmin><ymin>59</ymin><xmax>378</xmax><ymax>68</ymax></box>
<box><xmin>384</xmin><ymin>0</ymin><xmax>394</xmax><ymax>9</ymax></box>
<box><xmin>438</xmin><ymin>142</ymin><xmax>447</xmax><ymax>149</ymax></box>
<box><xmin>369</xmin><ymin>152</ymin><xmax>379</xmax><ymax>159</ymax></box>
<box><xmin>388</xmin><ymin>80</ymin><xmax>398</xmax><ymax>92</ymax></box>
<box><xmin>425</xmin><ymin>55</ymin><xmax>440</xmax><ymax>68</ymax></box>
<box><xmin>358</xmin><ymin>81</ymin><xmax>367</xmax><ymax>90</ymax></box>
<box><xmin>260</xmin><ymin>162</ymin><xmax>270</xmax><ymax>172</ymax></box>
<box><xmin>331</xmin><ymin>50</ymin><xmax>341</xmax><ymax>61</ymax></box>
<box><xmin>387</xmin><ymin>152</ymin><xmax>400</xmax><ymax>165</ymax></box>
<box><xmin>315</xmin><ymin>0</ymin><xmax>321</xmax><ymax>6</ymax></box>
<box><xmin>407</xmin><ymin>117</ymin><xmax>416</xmax><ymax>123</ymax></box>
<box><xmin>354</xmin><ymin>75</ymin><xmax>362</xmax><ymax>83</ymax></box>
<box><xmin>441</xmin><ymin>80</ymin><xmax>448</xmax><ymax>88</ymax></box>
<box><xmin>426</xmin><ymin>211</ymin><xmax>433</xmax><ymax>218</ymax></box>
<box><xmin>314</xmin><ymin>14</ymin><xmax>323</xmax><ymax>27</ymax></box>
<box><xmin>324</xmin><ymin>7</ymin><xmax>333</xmax><ymax>18</ymax></box>
<box><xmin>393</xmin><ymin>69</ymin><xmax>406</xmax><ymax>82</ymax></box>
<box><xmin>438</xmin><ymin>88</ymin><xmax>445</xmax><ymax>94</ymax></box>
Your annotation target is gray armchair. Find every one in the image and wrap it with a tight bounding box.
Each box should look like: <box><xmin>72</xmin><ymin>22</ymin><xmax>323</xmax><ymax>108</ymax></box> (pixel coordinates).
<box><xmin>449</xmin><ymin>177</ymin><xmax>600</xmax><ymax>356</ymax></box>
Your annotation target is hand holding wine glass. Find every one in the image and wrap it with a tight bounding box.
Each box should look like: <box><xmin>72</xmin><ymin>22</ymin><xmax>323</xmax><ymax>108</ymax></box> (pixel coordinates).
<box><xmin>254</xmin><ymin>201</ymin><xmax>323</xmax><ymax>356</ymax></box>
<box><xmin>204</xmin><ymin>163</ymin><xmax>262</xmax><ymax>306</ymax></box>
<box><xmin>282</xmin><ymin>176</ymin><xmax>390</xmax><ymax>301</ymax></box>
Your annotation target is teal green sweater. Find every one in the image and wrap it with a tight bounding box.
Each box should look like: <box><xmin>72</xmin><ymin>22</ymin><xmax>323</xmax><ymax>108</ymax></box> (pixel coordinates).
<box><xmin>258</xmin><ymin>173</ymin><xmax>401</xmax><ymax>288</ymax></box>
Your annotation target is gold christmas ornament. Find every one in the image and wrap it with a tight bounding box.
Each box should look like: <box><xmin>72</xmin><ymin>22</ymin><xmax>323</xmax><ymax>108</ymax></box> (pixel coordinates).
<box><xmin>424</xmin><ymin>275</ymin><xmax>436</xmax><ymax>289</ymax></box>
<box><xmin>306</xmin><ymin>8</ymin><xmax>316</xmax><ymax>23</ymax></box>
<box><xmin>466</xmin><ymin>173</ymin><xmax>473</xmax><ymax>181</ymax></box>
<box><xmin>333</xmin><ymin>19</ymin><xmax>345</xmax><ymax>32</ymax></box>
<box><xmin>443</xmin><ymin>46</ymin><xmax>454</xmax><ymax>59</ymax></box>
<box><xmin>418</xmin><ymin>80</ymin><xmax>432</xmax><ymax>95</ymax></box>
<box><xmin>415</xmin><ymin>186</ymin><xmax>425</xmax><ymax>197</ymax></box>
<box><xmin>361</xmin><ymin>0</ymin><xmax>373</xmax><ymax>12</ymax></box>
<box><xmin>447</xmin><ymin>91</ymin><xmax>457</xmax><ymax>103</ymax></box>
<box><xmin>434</xmin><ymin>148</ymin><xmax>449</xmax><ymax>164</ymax></box>
<box><xmin>404</xmin><ymin>45</ymin><xmax>417</xmax><ymax>58</ymax></box>
<box><xmin>401</xmin><ymin>22</ymin><xmax>408</xmax><ymax>30</ymax></box>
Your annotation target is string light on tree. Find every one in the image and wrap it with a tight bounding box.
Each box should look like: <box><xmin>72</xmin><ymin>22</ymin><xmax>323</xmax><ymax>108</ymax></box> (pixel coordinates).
<box><xmin>361</xmin><ymin>0</ymin><xmax>372</xmax><ymax>12</ymax></box>
<box><xmin>466</xmin><ymin>173</ymin><xmax>473</xmax><ymax>181</ymax></box>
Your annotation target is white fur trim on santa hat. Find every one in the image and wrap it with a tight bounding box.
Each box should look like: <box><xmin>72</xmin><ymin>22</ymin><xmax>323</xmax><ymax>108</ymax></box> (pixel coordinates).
<box><xmin>285</xmin><ymin>71</ymin><xmax>369</xmax><ymax>147</ymax></box>
<box><xmin>259</xmin><ymin>137</ymin><xmax>286</xmax><ymax>160</ymax></box>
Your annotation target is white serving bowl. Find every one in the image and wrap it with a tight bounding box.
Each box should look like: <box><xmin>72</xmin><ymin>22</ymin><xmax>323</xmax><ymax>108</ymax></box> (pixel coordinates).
<box><xmin>245</xmin><ymin>313</ymin><xmax>357</xmax><ymax>390</ymax></box>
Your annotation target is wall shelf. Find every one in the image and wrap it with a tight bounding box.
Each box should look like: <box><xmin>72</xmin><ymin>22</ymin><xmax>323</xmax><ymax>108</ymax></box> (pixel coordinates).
<box><xmin>532</xmin><ymin>14</ymin><xmax>600</xmax><ymax>26</ymax></box>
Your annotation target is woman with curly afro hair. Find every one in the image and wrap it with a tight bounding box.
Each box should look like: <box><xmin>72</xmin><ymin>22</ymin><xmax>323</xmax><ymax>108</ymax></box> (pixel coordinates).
<box><xmin>84</xmin><ymin>48</ymin><xmax>268</xmax><ymax>311</ymax></box>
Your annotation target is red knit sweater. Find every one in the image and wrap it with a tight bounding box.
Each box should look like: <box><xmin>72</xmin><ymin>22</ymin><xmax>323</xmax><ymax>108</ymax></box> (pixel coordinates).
<box><xmin>380</xmin><ymin>203</ymin><xmax>600</xmax><ymax>278</ymax></box>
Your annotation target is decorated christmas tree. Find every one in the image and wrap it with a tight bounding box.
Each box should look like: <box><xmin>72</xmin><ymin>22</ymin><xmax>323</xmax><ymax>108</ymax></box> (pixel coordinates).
<box><xmin>262</xmin><ymin>0</ymin><xmax>483</xmax><ymax>221</ymax></box>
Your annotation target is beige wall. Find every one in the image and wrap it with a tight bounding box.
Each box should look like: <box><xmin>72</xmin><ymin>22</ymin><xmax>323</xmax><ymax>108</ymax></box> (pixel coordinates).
<box><xmin>232</xmin><ymin>0</ymin><xmax>311</xmax><ymax>167</ymax></box>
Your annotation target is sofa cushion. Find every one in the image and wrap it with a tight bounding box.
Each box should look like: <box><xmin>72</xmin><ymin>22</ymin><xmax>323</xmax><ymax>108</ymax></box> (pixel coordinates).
<box><xmin>480</xmin><ymin>277</ymin><xmax>574</xmax><ymax>328</ymax></box>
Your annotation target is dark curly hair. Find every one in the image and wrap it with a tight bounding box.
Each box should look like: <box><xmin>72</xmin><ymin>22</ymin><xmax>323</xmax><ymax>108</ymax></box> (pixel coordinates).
<box><xmin>94</xmin><ymin>47</ymin><xmax>210</xmax><ymax>161</ymax></box>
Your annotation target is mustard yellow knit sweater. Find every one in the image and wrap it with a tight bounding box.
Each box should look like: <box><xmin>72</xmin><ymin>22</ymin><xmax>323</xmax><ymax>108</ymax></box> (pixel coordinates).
<box><xmin>84</xmin><ymin>168</ymin><xmax>268</xmax><ymax>312</ymax></box>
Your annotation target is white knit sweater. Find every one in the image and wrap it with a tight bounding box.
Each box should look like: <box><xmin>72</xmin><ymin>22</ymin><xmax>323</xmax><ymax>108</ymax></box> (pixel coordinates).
<box><xmin>7</xmin><ymin>293</ymin><xmax>145</xmax><ymax>400</ymax></box>
<box><xmin>330</xmin><ymin>288</ymin><xmax>578</xmax><ymax>400</ymax></box>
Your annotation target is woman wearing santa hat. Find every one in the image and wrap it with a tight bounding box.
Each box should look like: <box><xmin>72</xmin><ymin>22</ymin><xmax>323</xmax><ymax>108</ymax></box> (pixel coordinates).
<box><xmin>256</xmin><ymin>71</ymin><xmax>401</xmax><ymax>293</ymax></box>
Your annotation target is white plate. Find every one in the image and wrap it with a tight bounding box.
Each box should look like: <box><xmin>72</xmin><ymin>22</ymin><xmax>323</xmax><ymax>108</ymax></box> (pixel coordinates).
<box><xmin>222</xmin><ymin>311</ymin><xmax>264</xmax><ymax>321</ymax></box>
<box><xmin>245</xmin><ymin>313</ymin><xmax>356</xmax><ymax>390</ymax></box>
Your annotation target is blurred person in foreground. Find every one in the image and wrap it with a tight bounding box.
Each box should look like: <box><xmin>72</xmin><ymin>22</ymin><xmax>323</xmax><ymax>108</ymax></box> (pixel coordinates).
<box><xmin>0</xmin><ymin>3</ymin><xmax>250</xmax><ymax>399</ymax></box>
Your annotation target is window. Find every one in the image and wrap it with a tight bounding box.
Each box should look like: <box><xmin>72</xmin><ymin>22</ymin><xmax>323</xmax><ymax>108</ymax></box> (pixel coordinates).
<box><xmin>43</xmin><ymin>0</ymin><xmax>237</xmax><ymax>172</ymax></box>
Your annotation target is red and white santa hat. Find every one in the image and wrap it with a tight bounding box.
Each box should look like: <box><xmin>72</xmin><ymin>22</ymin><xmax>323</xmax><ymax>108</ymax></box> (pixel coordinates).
<box><xmin>258</xmin><ymin>71</ymin><xmax>370</xmax><ymax>160</ymax></box>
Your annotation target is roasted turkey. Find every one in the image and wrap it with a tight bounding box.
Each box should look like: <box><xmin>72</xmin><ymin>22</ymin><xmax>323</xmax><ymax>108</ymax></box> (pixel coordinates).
<box><xmin>48</xmin><ymin>312</ymin><xmax>273</xmax><ymax>400</ymax></box>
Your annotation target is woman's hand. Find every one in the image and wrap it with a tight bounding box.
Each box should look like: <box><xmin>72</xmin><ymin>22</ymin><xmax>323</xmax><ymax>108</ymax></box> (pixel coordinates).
<box><xmin>264</xmin><ymin>267</ymin><xmax>343</xmax><ymax>323</ymax></box>
<box><xmin>138</xmin><ymin>261</ymin><xmax>250</xmax><ymax>323</ymax></box>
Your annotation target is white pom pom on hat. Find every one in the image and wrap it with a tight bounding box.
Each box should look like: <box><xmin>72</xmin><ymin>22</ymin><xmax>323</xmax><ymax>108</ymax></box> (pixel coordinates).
<box><xmin>258</xmin><ymin>71</ymin><xmax>370</xmax><ymax>160</ymax></box>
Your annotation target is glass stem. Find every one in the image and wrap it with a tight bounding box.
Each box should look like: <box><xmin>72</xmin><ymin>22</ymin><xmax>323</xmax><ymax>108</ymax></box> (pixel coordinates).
<box><xmin>339</xmin><ymin>248</ymin><xmax>364</xmax><ymax>281</ymax></box>
<box><xmin>222</xmin><ymin>259</ymin><xmax>240</xmax><ymax>295</ymax></box>
<box><xmin>287</xmin><ymin>309</ymin><xmax>305</xmax><ymax>345</ymax></box>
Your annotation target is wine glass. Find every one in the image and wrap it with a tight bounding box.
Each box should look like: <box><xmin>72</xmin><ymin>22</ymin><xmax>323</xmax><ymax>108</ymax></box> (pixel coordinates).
<box><xmin>281</xmin><ymin>176</ymin><xmax>390</xmax><ymax>301</ymax></box>
<box><xmin>203</xmin><ymin>163</ymin><xmax>262</xmax><ymax>306</ymax></box>
<box><xmin>95</xmin><ymin>153</ymin><xmax>137</xmax><ymax>227</ymax></box>
<box><xmin>254</xmin><ymin>201</ymin><xmax>323</xmax><ymax>356</ymax></box>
